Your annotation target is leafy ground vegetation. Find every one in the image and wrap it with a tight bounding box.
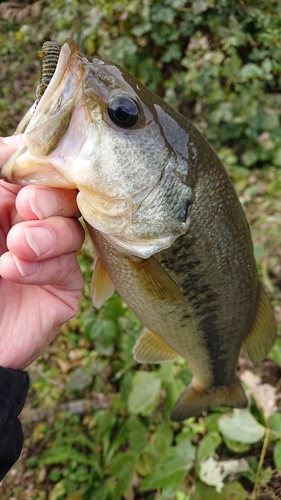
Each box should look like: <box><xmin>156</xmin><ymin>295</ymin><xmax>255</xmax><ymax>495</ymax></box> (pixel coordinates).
<box><xmin>0</xmin><ymin>0</ymin><xmax>281</xmax><ymax>498</ymax></box>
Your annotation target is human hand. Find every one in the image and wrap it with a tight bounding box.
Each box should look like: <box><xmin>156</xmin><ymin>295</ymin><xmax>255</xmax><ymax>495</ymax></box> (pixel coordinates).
<box><xmin>0</xmin><ymin>137</ymin><xmax>85</xmax><ymax>369</ymax></box>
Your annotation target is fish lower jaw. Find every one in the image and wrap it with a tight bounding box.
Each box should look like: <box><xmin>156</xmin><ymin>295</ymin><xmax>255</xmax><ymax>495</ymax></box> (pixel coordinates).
<box><xmin>6</xmin><ymin>162</ymin><xmax>76</xmax><ymax>188</ymax></box>
<box><xmin>0</xmin><ymin>144</ymin><xmax>75</xmax><ymax>188</ymax></box>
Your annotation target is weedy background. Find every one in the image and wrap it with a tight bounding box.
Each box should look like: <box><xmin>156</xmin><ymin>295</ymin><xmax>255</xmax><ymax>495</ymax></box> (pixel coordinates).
<box><xmin>0</xmin><ymin>1</ymin><xmax>281</xmax><ymax>499</ymax></box>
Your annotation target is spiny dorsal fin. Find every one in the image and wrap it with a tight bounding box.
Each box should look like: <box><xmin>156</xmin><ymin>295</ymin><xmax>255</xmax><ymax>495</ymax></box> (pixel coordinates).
<box><xmin>91</xmin><ymin>256</ymin><xmax>115</xmax><ymax>309</ymax></box>
<box><xmin>170</xmin><ymin>378</ymin><xmax>248</xmax><ymax>421</ymax></box>
<box><xmin>133</xmin><ymin>329</ymin><xmax>181</xmax><ymax>363</ymax></box>
<box><xmin>128</xmin><ymin>256</ymin><xmax>183</xmax><ymax>304</ymax></box>
<box><xmin>243</xmin><ymin>286</ymin><xmax>277</xmax><ymax>363</ymax></box>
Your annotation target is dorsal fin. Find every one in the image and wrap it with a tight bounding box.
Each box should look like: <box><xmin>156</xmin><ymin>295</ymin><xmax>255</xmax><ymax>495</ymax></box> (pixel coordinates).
<box><xmin>243</xmin><ymin>285</ymin><xmax>277</xmax><ymax>363</ymax></box>
<box><xmin>128</xmin><ymin>256</ymin><xmax>183</xmax><ymax>304</ymax></box>
<box><xmin>133</xmin><ymin>329</ymin><xmax>181</xmax><ymax>363</ymax></box>
<box><xmin>91</xmin><ymin>256</ymin><xmax>115</xmax><ymax>308</ymax></box>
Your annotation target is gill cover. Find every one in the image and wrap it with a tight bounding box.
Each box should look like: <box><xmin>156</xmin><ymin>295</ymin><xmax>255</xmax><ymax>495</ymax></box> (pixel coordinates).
<box><xmin>2</xmin><ymin>38</ymin><xmax>194</xmax><ymax>259</ymax></box>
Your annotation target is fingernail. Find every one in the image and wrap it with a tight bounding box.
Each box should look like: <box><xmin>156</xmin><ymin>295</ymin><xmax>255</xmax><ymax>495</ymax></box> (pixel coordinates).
<box><xmin>30</xmin><ymin>189</ymin><xmax>61</xmax><ymax>219</ymax></box>
<box><xmin>12</xmin><ymin>255</ymin><xmax>39</xmax><ymax>277</ymax></box>
<box><xmin>1</xmin><ymin>135</ymin><xmax>20</xmax><ymax>145</ymax></box>
<box><xmin>24</xmin><ymin>227</ymin><xmax>54</xmax><ymax>256</ymax></box>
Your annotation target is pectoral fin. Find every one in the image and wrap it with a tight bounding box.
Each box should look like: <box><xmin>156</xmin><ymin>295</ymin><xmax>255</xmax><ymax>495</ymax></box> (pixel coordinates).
<box><xmin>91</xmin><ymin>256</ymin><xmax>115</xmax><ymax>308</ymax></box>
<box><xmin>128</xmin><ymin>256</ymin><xmax>183</xmax><ymax>304</ymax></box>
<box><xmin>171</xmin><ymin>378</ymin><xmax>248</xmax><ymax>421</ymax></box>
<box><xmin>243</xmin><ymin>286</ymin><xmax>277</xmax><ymax>363</ymax></box>
<box><xmin>133</xmin><ymin>329</ymin><xmax>181</xmax><ymax>363</ymax></box>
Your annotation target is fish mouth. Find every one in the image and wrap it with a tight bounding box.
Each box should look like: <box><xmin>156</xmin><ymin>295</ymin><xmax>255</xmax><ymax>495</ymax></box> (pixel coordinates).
<box><xmin>1</xmin><ymin>39</ymin><xmax>86</xmax><ymax>187</ymax></box>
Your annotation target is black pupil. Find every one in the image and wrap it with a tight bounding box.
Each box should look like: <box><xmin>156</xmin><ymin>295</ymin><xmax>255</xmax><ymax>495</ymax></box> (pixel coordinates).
<box><xmin>108</xmin><ymin>97</ymin><xmax>139</xmax><ymax>128</ymax></box>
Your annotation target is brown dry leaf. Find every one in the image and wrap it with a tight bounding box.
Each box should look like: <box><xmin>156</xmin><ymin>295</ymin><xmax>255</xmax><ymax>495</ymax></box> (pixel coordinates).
<box><xmin>52</xmin><ymin>355</ymin><xmax>70</xmax><ymax>374</ymax></box>
<box><xmin>0</xmin><ymin>1</ymin><xmax>41</xmax><ymax>22</ymax></box>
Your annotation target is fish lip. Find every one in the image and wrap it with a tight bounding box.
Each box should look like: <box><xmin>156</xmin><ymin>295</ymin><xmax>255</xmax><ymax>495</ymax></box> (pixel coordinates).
<box><xmin>1</xmin><ymin>141</ymin><xmax>76</xmax><ymax>188</ymax></box>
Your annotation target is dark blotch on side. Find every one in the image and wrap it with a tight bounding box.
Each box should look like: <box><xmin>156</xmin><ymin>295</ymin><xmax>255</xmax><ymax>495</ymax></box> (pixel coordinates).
<box><xmin>157</xmin><ymin>233</ymin><xmax>228</xmax><ymax>387</ymax></box>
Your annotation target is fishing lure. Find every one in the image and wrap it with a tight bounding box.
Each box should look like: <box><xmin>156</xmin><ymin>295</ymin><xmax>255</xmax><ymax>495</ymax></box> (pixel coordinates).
<box><xmin>13</xmin><ymin>41</ymin><xmax>61</xmax><ymax>134</ymax></box>
<box><xmin>36</xmin><ymin>41</ymin><xmax>61</xmax><ymax>102</ymax></box>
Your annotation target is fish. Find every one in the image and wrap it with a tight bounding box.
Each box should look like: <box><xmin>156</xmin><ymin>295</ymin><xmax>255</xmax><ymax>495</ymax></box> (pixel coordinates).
<box><xmin>2</xmin><ymin>39</ymin><xmax>277</xmax><ymax>421</ymax></box>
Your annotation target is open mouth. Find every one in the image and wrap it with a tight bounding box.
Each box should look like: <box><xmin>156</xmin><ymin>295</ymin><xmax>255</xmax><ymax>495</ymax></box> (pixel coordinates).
<box><xmin>23</xmin><ymin>38</ymin><xmax>85</xmax><ymax>155</ymax></box>
<box><xmin>1</xmin><ymin>39</ymin><xmax>85</xmax><ymax>186</ymax></box>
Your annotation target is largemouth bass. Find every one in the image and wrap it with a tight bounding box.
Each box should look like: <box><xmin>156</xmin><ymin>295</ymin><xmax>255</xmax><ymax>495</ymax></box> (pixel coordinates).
<box><xmin>2</xmin><ymin>39</ymin><xmax>276</xmax><ymax>421</ymax></box>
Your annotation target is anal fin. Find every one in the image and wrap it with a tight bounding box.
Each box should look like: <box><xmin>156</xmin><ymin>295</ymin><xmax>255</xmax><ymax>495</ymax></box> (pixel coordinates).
<box><xmin>133</xmin><ymin>329</ymin><xmax>181</xmax><ymax>363</ymax></box>
<box><xmin>171</xmin><ymin>378</ymin><xmax>248</xmax><ymax>421</ymax></box>
<box><xmin>91</xmin><ymin>256</ymin><xmax>115</xmax><ymax>309</ymax></box>
<box><xmin>243</xmin><ymin>286</ymin><xmax>277</xmax><ymax>363</ymax></box>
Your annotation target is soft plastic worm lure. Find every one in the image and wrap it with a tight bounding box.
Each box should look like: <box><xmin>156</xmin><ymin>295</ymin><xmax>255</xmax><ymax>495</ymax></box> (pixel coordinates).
<box><xmin>13</xmin><ymin>41</ymin><xmax>61</xmax><ymax>134</ymax></box>
<box><xmin>36</xmin><ymin>41</ymin><xmax>61</xmax><ymax>102</ymax></box>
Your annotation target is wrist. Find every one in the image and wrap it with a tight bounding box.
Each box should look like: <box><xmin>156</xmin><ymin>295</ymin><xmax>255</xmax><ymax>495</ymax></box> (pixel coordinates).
<box><xmin>0</xmin><ymin>351</ymin><xmax>23</xmax><ymax>371</ymax></box>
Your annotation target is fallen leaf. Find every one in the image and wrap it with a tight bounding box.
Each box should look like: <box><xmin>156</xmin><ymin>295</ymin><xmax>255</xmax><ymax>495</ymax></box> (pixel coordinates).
<box><xmin>199</xmin><ymin>456</ymin><xmax>249</xmax><ymax>493</ymax></box>
<box><xmin>241</xmin><ymin>370</ymin><xmax>277</xmax><ymax>417</ymax></box>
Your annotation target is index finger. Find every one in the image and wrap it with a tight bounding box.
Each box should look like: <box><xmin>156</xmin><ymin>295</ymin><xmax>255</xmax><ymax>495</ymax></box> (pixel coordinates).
<box><xmin>16</xmin><ymin>185</ymin><xmax>81</xmax><ymax>220</ymax></box>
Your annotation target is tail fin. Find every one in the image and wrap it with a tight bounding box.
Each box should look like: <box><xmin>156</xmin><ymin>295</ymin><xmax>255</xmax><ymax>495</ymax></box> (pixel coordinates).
<box><xmin>170</xmin><ymin>378</ymin><xmax>247</xmax><ymax>422</ymax></box>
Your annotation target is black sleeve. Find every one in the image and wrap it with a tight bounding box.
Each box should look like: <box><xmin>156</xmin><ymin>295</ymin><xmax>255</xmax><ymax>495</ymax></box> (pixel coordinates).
<box><xmin>0</xmin><ymin>366</ymin><xmax>30</xmax><ymax>481</ymax></box>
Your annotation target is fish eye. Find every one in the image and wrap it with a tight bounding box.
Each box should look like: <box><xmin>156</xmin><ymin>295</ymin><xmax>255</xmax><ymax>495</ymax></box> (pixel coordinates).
<box><xmin>107</xmin><ymin>95</ymin><xmax>140</xmax><ymax>129</ymax></box>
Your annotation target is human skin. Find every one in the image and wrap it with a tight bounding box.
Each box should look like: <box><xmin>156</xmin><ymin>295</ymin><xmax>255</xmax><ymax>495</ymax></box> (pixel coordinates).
<box><xmin>0</xmin><ymin>136</ymin><xmax>85</xmax><ymax>369</ymax></box>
